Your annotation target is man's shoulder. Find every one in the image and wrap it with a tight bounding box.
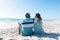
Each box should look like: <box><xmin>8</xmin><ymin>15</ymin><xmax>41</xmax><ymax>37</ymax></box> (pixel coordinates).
<box><xmin>22</xmin><ymin>18</ymin><xmax>34</xmax><ymax>24</ymax></box>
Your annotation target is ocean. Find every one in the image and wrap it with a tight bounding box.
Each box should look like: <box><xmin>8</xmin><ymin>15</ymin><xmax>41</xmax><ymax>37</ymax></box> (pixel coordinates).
<box><xmin>0</xmin><ymin>18</ymin><xmax>60</xmax><ymax>23</ymax></box>
<box><xmin>0</xmin><ymin>18</ymin><xmax>20</xmax><ymax>22</ymax></box>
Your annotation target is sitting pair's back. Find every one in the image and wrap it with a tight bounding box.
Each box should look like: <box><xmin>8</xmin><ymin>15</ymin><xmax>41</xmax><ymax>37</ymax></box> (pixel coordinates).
<box><xmin>20</xmin><ymin>18</ymin><xmax>34</xmax><ymax>36</ymax></box>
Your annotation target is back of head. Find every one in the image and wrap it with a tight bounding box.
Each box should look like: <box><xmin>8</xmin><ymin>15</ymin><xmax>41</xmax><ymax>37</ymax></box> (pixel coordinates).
<box><xmin>35</xmin><ymin>13</ymin><xmax>42</xmax><ymax>20</ymax></box>
<box><xmin>25</xmin><ymin>13</ymin><xmax>30</xmax><ymax>18</ymax></box>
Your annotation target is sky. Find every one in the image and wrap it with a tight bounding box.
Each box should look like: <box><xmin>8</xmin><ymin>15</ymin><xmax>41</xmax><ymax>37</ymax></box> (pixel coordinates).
<box><xmin>0</xmin><ymin>0</ymin><xmax>60</xmax><ymax>19</ymax></box>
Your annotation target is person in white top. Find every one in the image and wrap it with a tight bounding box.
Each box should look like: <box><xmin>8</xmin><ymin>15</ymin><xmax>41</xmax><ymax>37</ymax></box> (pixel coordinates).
<box><xmin>34</xmin><ymin>13</ymin><xmax>44</xmax><ymax>35</ymax></box>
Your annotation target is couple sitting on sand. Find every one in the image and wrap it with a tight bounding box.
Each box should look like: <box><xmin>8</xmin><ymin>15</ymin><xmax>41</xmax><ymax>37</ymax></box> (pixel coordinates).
<box><xmin>19</xmin><ymin>13</ymin><xmax>44</xmax><ymax>36</ymax></box>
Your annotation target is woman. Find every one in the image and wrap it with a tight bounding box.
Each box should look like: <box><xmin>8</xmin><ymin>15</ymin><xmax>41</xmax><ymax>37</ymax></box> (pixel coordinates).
<box><xmin>34</xmin><ymin>13</ymin><xmax>44</xmax><ymax>35</ymax></box>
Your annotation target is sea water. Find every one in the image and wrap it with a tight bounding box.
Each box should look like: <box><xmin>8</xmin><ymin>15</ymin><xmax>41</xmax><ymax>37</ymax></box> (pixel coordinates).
<box><xmin>0</xmin><ymin>18</ymin><xmax>60</xmax><ymax>23</ymax></box>
<box><xmin>0</xmin><ymin>18</ymin><xmax>21</xmax><ymax>22</ymax></box>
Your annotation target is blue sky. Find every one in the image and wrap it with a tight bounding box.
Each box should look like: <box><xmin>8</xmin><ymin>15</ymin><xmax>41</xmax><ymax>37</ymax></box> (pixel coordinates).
<box><xmin>0</xmin><ymin>0</ymin><xmax>60</xmax><ymax>19</ymax></box>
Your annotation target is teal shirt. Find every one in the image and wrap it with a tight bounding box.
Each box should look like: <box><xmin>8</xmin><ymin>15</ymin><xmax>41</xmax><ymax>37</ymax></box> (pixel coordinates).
<box><xmin>23</xmin><ymin>18</ymin><xmax>34</xmax><ymax>23</ymax></box>
<box><xmin>21</xmin><ymin>18</ymin><xmax>34</xmax><ymax>36</ymax></box>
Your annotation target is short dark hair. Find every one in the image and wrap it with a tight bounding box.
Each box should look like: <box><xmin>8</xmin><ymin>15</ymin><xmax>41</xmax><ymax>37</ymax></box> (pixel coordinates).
<box><xmin>25</xmin><ymin>13</ymin><xmax>30</xmax><ymax>18</ymax></box>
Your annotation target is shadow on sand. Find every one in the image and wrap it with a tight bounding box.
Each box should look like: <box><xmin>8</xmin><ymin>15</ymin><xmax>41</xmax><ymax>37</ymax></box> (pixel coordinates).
<box><xmin>35</xmin><ymin>33</ymin><xmax>60</xmax><ymax>40</ymax></box>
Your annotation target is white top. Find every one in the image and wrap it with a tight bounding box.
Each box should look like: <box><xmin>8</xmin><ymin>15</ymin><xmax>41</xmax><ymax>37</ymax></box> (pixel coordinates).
<box><xmin>34</xmin><ymin>18</ymin><xmax>38</xmax><ymax>23</ymax></box>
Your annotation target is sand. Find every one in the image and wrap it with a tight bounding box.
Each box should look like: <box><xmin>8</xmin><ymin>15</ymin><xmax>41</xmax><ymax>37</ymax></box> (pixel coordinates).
<box><xmin>0</xmin><ymin>20</ymin><xmax>60</xmax><ymax>40</ymax></box>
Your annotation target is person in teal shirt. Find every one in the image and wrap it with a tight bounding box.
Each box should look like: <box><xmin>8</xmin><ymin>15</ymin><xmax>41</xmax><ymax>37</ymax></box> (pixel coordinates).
<box><xmin>34</xmin><ymin>13</ymin><xmax>44</xmax><ymax>35</ymax></box>
<box><xmin>21</xmin><ymin>13</ymin><xmax>34</xmax><ymax>36</ymax></box>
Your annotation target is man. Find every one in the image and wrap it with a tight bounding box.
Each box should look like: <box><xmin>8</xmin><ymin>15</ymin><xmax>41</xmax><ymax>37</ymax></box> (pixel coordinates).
<box><xmin>21</xmin><ymin>13</ymin><xmax>34</xmax><ymax>36</ymax></box>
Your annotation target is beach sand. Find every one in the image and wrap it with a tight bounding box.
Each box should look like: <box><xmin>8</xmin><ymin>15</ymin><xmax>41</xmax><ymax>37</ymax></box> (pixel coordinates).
<box><xmin>0</xmin><ymin>20</ymin><xmax>60</xmax><ymax>40</ymax></box>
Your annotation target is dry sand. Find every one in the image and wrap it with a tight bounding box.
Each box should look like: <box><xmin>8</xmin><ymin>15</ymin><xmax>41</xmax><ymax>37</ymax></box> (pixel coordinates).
<box><xmin>0</xmin><ymin>20</ymin><xmax>60</xmax><ymax>40</ymax></box>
